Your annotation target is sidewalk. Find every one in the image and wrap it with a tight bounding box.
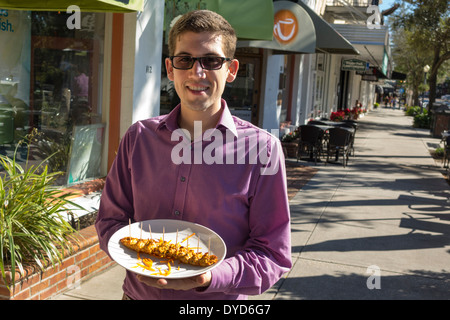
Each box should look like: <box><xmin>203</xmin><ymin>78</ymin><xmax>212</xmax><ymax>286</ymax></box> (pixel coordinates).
<box><xmin>54</xmin><ymin>108</ymin><xmax>450</xmax><ymax>300</ymax></box>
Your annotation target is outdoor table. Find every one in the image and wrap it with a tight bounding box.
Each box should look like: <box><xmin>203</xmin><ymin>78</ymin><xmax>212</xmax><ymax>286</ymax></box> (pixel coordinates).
<box><xmin>308</xmin><ymin>123</ymin><xmax>355</xmax><ymax>162</ymax></box>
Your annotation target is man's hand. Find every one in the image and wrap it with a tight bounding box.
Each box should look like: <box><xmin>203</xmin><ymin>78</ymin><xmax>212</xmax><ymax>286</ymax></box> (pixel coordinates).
<box><xmin>137</xmin><ymin>271</ymin><xmax>211</xmax><ymax>291</ymax></box>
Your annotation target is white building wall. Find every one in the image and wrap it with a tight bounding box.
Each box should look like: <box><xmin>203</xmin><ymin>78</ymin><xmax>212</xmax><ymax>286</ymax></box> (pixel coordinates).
<box><xmin>261</xmin><ymin>52</ymin><xmax>283</xmax><ymax>133</ymax></box>
<box><xmin>120</xmin><ymin>13</ymin><xmax>137</xmax><ymax>138</ymax></box>
<box><xmin>132</xmin><ymin>0</ymin><xmax>164</xmax><ymax>123</ymax></box>
<box><xmin>301</xmin><ymin>54</ymin><xmax>315</xmax><ymax>122</ymax></box>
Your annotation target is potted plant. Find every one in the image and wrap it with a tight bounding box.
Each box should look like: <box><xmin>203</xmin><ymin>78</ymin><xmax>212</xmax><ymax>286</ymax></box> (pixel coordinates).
<box><xmin>0</xmin><ymin>131</ymin><xmax>80</xmax><ymax>290</ymax></box>
<box><xmin>281</xmin><ymin>128</ymin><xmax>300</xmax><ymax>158</ymax></box>
<box><xmin>330</xmin><ymin>110</ymin><xmax>345</xmax><ymax>121</ymax></box>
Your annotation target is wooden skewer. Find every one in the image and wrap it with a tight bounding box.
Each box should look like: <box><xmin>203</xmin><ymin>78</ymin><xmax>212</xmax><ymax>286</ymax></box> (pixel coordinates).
<box><xmin>208</xmin><ymin>237</ymin><xmax>211</xmax><ymax>256</ymax></box>
<box><xmin>162</xmin><ymin>226</ymin><xmax>165</xmax><ymax>243</ymax></box>
<box><xmin>128</xmin><ymin>218</ymin><xmax>131</xmax><ymax>238</ymax></box>
<box><xmin>197</xmin><ymin>236</ymin><xmax>200</xmax><ymax>253</ymax></box>
<box><xmin>140</xmin><ymin>222</ymin><xmax>143</xmax><ymax>239</ymax></box>
<box><xmin>148</xmin><ymin>224</ymin><xmax>152</xmax><ymax>240</ymax></box>
<box><xmin>175</xmin><ymin>229</ymin><xmax>179</xmax><ymax>255</ymax></box>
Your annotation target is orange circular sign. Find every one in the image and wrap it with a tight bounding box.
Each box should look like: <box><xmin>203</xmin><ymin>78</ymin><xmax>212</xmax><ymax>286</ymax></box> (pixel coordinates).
<box><xmin>273</xmin><ymin>9</ymin><xmax>298</xmax><ymax>45</ymax></box>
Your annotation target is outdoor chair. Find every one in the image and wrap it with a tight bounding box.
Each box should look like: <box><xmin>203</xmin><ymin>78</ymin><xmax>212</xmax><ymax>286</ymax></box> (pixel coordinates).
<box><xmin>326</xmin><ymin>127</ymin><xmax>353</xmax><ymax>167</ymax></box>
<box><xmin>443</xmin><ymin>135</ymin><xmax>450</xmax><ymax>168</ymax></box>
<box><xmin>334</xmin><ymin>122</ymin><xmax>356</xmax><ymax>156</ymax></box>
<box><xmin>297</xmin><ymin>125</ymin><xmax>324</xmax><ymax>165</ymax></box>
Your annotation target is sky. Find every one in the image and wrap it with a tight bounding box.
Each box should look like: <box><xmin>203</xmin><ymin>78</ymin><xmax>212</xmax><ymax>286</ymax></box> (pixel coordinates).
<box><xmin>379</xmin><ymin>0</ymin><xmax>398</xmax><ymax>11</ymax></box>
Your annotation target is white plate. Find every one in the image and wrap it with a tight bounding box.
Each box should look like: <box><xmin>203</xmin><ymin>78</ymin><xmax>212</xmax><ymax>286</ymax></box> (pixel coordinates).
<box><xmin>108</xmin><ymin>219</ymin><xmax>226</xmax><ymax>279</ymax></box>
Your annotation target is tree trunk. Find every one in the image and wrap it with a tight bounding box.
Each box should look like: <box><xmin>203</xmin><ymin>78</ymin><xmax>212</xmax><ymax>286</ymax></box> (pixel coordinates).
<box><xmin>427</xmin><ymin>47</ymin><xmax>440</xmax><ymax>111</ymax></box>
<box><xmin>428</xmin><ymin>72</ymin><xmax>437</xmax><ymax>112</ymax></box>
<box><xmin>413</xmin><ymin>90</ymin><xmax>420</xmax><ymax>107</ymax></box>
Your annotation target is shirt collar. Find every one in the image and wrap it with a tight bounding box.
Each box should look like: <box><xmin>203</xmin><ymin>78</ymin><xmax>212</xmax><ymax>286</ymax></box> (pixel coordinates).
<box><xmin>157</xmin><ymin>99</ymin><xmax>238</xmax><ymax>138</ymax></box>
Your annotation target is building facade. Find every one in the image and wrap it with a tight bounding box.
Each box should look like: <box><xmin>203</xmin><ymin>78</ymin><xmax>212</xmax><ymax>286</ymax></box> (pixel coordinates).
<box><xmin>0</xmin><ymin>0</ymin><xmax>392</xmax><ymax>189</ymax></box>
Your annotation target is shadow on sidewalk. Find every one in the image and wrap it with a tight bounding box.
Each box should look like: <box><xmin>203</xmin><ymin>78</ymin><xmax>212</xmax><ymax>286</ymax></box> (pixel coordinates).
<box><xmin>277</xmin><ymin>268</ymin><xmax>450</xmax><ymax>300</ymax></box>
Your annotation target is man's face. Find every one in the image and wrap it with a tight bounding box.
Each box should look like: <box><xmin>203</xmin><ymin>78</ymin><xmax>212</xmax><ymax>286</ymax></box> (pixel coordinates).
<box><xmin>165</xmin><ymin>31</ymin><xmax>238</xmax><ymax>114</ymax></box>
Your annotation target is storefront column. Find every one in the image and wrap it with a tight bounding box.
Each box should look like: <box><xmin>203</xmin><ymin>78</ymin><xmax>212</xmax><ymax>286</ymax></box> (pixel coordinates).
<box><xmin>107</xmin><ymin>13</ymin><xmax>124</xmax><ymax>170</ymax></box>
<box><xmin>261</xmin><ymin>52</ymin><xmax>283</xmax><ymax>133</ymax></box>
<box><xmin>132</xmin><ymin>0</ymin><xmax>164</xmax><ymax>123</ymax></box>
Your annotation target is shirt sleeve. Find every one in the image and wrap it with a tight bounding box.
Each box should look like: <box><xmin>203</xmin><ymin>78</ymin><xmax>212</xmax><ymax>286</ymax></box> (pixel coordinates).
<box><xmin>199</xmin><ymin>136</ymin><xmax>292</xmax><ymax>296</ymax></box>
<box><xmin>95</xmin><ymin>126</ymin><xmax>136</xmax><ymax>256</ymax></box>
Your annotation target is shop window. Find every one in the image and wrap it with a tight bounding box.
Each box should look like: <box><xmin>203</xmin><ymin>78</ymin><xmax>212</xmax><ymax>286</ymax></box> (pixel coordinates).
<box><xmin>0</xmin><ymin>10</ymin><xmax>105</xmax><ymax>186</ymax></box>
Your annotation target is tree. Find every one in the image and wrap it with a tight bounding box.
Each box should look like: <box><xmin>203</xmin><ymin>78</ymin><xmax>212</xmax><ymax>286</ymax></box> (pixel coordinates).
<box><xmin>391</xmin><ymin>26</ymin><xmax>430</xmax><ymax>106</ymax></box>
<box><xmin>392</xmin><ymin>0</ymin><xmax>450</xmax><ymax>108</ymax></box>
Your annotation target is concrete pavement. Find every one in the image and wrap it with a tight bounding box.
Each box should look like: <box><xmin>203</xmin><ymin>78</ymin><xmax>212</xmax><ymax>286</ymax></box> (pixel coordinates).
<box><xmin>54</xmin><ymin>107</ymin><xmax>450</xmax><ymax>300</ymax></box>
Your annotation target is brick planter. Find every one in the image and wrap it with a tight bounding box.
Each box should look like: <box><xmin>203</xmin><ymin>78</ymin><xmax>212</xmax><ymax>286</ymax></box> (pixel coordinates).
<box><xmin>0</xmin><ymin>225</ymin><xmax>115</xmax><ymax>300</ymax></box>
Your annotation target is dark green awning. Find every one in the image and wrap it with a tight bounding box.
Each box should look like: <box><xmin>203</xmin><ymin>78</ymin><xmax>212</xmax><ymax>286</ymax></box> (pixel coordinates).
<box><xmin>296</xmin><ymin>1</ymin><xmax>358</xmax><ymax>55</ymax></box>
<box><xmin>164</xmin><ymin>0</ymin><xmax>274</xmax><ymax>41</ymax></box>
<box><xmin>237</xmin><ymin>1</ymin><xmax>316</xmax><ymax>54</ymax></box>
<box><xmin>0</xmin><ymin>0</ymin><xmax>144</xmax><ymax>12</ymax></box>
<box><xmin>237</xmin><ymin>0</ymin><xmax>358</xmax><ymax>55</ymax></box>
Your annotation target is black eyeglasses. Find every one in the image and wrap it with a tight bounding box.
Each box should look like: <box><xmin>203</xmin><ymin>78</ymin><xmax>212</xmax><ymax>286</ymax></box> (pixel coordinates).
<box><xmin>170</xmin><ymin>56</ymin><xmax>232</xmax><ymax>70</ymax></box>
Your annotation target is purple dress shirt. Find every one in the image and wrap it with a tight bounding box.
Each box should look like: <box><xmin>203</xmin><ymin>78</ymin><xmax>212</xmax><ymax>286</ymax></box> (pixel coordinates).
<box><xmin>95</xmin><ymin>99</ymin><xmax>292</xmax><ymax>300</ymax></box>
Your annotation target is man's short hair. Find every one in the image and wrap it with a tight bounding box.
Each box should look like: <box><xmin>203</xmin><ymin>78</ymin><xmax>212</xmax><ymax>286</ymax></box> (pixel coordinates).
<box><xmin>168</xmin><ymin>10</ymin><xmax>237</xmax><ymax>59</ymax></box>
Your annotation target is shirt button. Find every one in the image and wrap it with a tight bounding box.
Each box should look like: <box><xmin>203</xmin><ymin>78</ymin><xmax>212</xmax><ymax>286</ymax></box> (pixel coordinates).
<box><xmin>180</xmin><ymin>176</ymin><xmax>186</xmax><ymax>182</ymax></box>
<box><xmin>174</xmin><ymin>210</ymin><xmax>180</xmax><ymax>216</ymax></box>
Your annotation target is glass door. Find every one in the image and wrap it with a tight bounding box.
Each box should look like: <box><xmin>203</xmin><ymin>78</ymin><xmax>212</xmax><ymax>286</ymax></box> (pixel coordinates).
<box><xmin>223</xmin><ymin>55</ymin><xmax>261</xmax><ymax>126</ymax></box>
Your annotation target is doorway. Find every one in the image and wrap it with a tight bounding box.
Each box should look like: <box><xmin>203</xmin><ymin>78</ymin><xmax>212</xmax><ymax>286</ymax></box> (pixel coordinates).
<box><xmin>223</xmin><ymin>54</ymin><xmax>262</xmax><ymax>126</ymax></box>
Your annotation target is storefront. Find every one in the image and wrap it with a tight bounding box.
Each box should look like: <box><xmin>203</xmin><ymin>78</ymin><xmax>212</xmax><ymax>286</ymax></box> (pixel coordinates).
<box><xmin>332</xmin><ymin>22</ymin><xmax>392</xmax><ymax>113</ymax></box>
<box><xmin>0</xmin><ymin>0</ymin><xmax>277</xmax><ymax>189</ymax></box>
<box><xmin>235</xmin><ymin>0</ymin><xmax>358</xmax><ymax>135</ymax></box>
<box><xmin>0</xmin><ymin>0</ymin><xmax>364</xmax><ymax>189</ymax></box>
<box><xmin>0</xmin><ymin>8</ymin><xmax>109</xmax><ymax>186</ymax></box>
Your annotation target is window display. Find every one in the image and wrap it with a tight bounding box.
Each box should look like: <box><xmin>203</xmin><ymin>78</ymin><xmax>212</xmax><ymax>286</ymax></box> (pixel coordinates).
<box><xmin>0</xmin><ymin>9</ymin><xmax>105</xmax><ymax>185</ymax></box>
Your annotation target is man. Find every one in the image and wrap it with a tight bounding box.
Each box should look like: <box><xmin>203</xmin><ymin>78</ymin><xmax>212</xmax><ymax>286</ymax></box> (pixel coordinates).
<box><xmin>96</xmin><ymin>10</ymin><xmax>291</xmax><ymax>300</ymax></box>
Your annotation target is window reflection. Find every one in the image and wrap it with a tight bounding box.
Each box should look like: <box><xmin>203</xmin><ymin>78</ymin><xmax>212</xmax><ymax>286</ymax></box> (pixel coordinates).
<box><xmin>0</xmin><ymin>10</ymin><xmax>105</xmax><ymax>186</ymax></box>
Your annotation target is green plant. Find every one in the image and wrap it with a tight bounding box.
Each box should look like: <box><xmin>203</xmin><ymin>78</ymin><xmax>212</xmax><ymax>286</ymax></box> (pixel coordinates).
<box><xmin>413</xmin><ymin>109</ymin><xmax>431</xmax><ymax>129</ymax></box>
<box><xmin>405</xmin><ymin>106</ymin><xmax>422</xmax><ymax>117</ymax></box>
<box><xmin>0</xmin><ymin>134</ymin><xmax>81</xmax><ymax>290</ymax></box>
<box><xmin>281</xmin><ymin>128</ymin><xmax>299</xmax><ymax>142</ymax></box>
<box><xmin>435</xmin><ymin>147</ymin><xmax>444</xmax><ymax>157</ymax></box>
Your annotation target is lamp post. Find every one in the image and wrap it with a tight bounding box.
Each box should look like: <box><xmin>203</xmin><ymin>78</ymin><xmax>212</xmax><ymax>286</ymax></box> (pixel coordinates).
<box><xmin>422</xmin><ymin>65</ymin><xmax>430</xmax><ymax>111</ymax></box>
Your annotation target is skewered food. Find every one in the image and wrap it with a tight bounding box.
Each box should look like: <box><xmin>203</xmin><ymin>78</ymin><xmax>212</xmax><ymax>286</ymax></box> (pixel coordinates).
<box><xmin>120</xmin><ymin>236</ymin><xmax>218</xmax><ymax>268</ymax></box>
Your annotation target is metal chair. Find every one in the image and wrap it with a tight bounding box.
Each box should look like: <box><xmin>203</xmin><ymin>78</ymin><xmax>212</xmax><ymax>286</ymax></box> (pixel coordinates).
<box><xmin>297</xmin><ymin>125</ymin><xmax>324</xmax><ymax>165</ymax></box>
<box><xmin>326</xmin><ymin>127</ymin><xmax>353</xmax><ymax>167</ymax></box>
<box><xmin>443</xmin><ymin>135</ymin><xmax>450</xmax><ymax>168</ymax></box>
<box><xmin>335</xmin><ymin>122</ymin><xmax>356</xmax><ymax>156</ymax></box>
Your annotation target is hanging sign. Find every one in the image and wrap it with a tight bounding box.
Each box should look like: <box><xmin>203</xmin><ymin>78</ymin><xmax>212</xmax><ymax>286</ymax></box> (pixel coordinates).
<box><xmin>341</xmin><ymin>59</ymin><xmax>368</xmax><ymax>72</ymax></box>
